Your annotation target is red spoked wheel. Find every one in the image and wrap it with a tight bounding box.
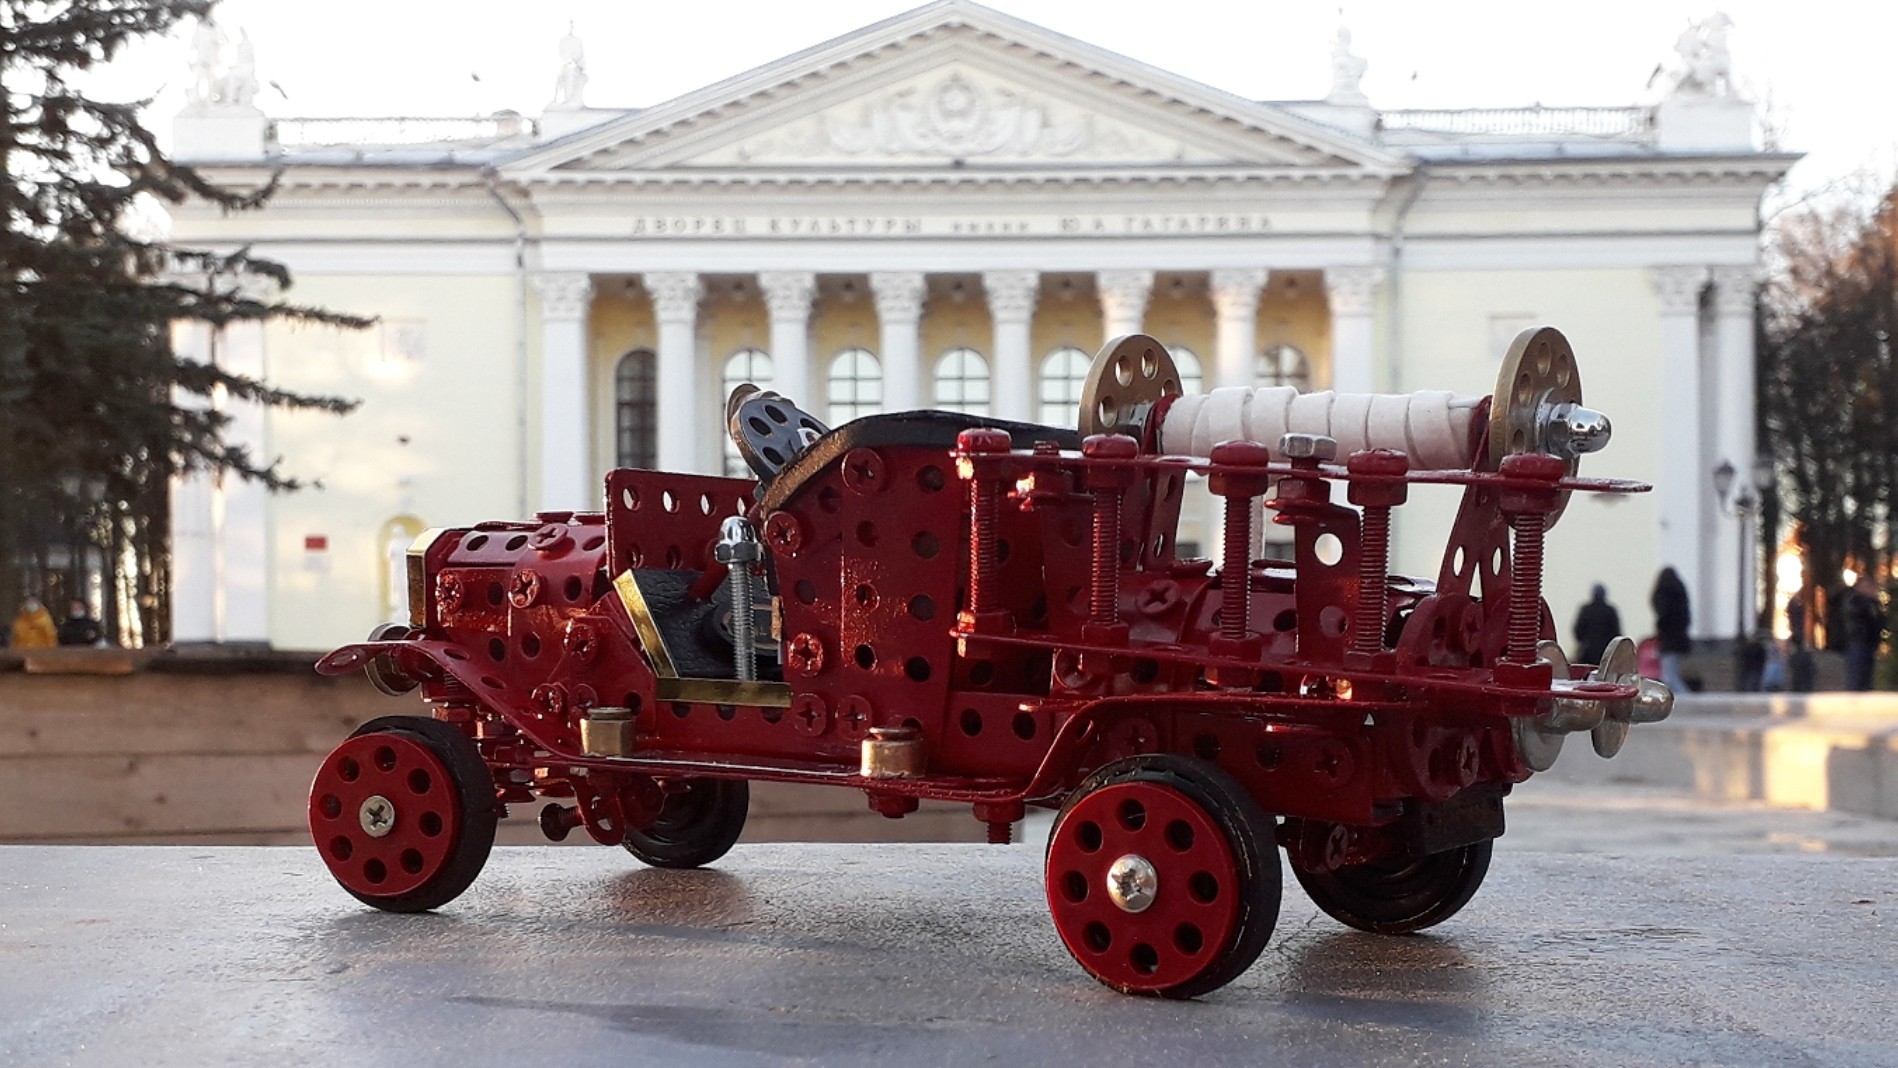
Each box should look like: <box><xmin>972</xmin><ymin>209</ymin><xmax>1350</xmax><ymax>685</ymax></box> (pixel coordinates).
<box><xmin>1045</xmin><ymin>755</ymin><xmax>1280</xmax><ymax>998</ymax></box>
<box><xmin>309</xmin><ymin>716</ymin><xmax>497</xmax><ymax>913</ymax></box>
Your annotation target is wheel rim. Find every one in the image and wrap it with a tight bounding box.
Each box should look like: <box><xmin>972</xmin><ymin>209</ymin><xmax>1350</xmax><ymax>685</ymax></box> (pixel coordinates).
<box><xmin>1046</xmin><ymin>780</ymin><xmax>1240</xmax><ymax>993</ymax></box>
<box><xmin>310</xmin><ymin>732</ymin><xmax>462</xmax><ymax>899</ymax></box>
<box><xmin>647</xmin><ymin>781</ymin><xmax>715</xmax><ymax>841</ymax></box>
<box><xmin>1296</xmin><ymin>839</ymin><xmax>1492</xmax><ymax>933</ymax></box>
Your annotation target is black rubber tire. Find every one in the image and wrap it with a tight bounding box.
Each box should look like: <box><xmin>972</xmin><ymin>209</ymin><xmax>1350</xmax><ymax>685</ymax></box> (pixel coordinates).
<box><xmin>334</xmin><ymin>715</ymin><xmax>498</xmax><ymax>913</ymax></box>
<box><xmin>1293</xmin><ymin>838</ymin><xmax>1493</xmax><ymax>935</ymax></box>
<box><xmin>1048</xmin><ymin>755</ymin><xmax>1281</xmax><ymax>999</ymax></box>
<box><xmin>622</xmin><ymin>777</ymin><xmax>749</xmax><ymax>869</ymax></box>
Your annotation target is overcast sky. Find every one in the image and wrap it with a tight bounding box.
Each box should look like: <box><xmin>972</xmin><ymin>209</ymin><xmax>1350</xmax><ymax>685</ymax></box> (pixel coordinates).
<box><xmin>92</xmin><ymin>0</ymin><xmax>1894</xmax><ymax>205</ymax></box>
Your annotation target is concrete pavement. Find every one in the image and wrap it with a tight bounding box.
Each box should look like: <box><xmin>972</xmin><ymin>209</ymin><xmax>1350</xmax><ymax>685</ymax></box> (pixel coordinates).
<box><xmin>3</xmin><ymin>834</ymin><xmax>1894</xmax><ymax>1067</ymax></box>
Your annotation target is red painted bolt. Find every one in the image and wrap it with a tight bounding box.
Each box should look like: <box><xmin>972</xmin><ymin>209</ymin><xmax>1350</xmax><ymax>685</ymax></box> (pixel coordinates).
<box><xmin>1347</xmin><ymin>449</ymin><xmax>1410</xmax><ymax>654</ymax></box>
<box><xmin>1497</xmin><ymin>452</ymin><xmax>1567</xmax><ymax>662</ymax></box>
<box><xmin>1081</xmin><ymin>434</ymin><xmax>1140</xmax><ymax>628</ymax></box>
<box><xmin>957</xmin><ymin>428</ymin><xmax>1013</xmax><ymax>623</ymax></box>
<box><xmin>1209</xmin><ymin>441</ymin><xmax>1273</xmax><ymax>642</ymax></box>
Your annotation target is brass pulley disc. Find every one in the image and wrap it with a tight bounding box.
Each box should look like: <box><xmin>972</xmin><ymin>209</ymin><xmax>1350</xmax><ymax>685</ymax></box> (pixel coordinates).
<box><xmin>1489</xmin><ymin>326</ymin><xmax>1584</xmax><ymax>525</ymax></box>
<box><xmin>1078</xmin><ymin>333</ymin><xmax>1183</xmax><ymax>439</ymax></box>
<box><xmin>1588</xmin><ymin>635</ymin><xmax>1639</xmax><ymax>758</ymax></box>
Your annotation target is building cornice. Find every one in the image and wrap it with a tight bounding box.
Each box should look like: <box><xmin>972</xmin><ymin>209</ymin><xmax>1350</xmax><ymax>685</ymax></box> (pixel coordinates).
<box><xmin>1419</xmin><ymin>154</ymin><xmax>1798</xmax><ymax>188</ymax></box>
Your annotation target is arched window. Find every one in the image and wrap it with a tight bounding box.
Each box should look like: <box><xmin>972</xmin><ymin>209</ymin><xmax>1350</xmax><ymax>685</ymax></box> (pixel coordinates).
<box><xmin>1169</xmin><ymin>345</ymin><xmax>1203</xmax><ymax>396</ymax></box>
<box><xmin>1038</xmin><ymin>345</ymin><xmax>1090</xmax><ymax>427</ymax></box>
<box><xmin>720</xmin><ymin>348</ymin><xmax>773</xmax><ymax>476</ymax></box>
<box><xmin>826</xmin><ymin>348</ymin><xmax>881</xmax><ymax>424</ymax></box>
<box><xmin>614</xmin><ymin>348</ymin><xmax>657</xmax><ymax>469</ymax></box>
<box><xmin>1257</xmin><ymin>343</ymin><xmax>1310</xmax><ymax>391</ymax></box>
<box><xmin>933</xmin><ymin>347</ymin><xmax>990</xmax><ymax>415</ymax></box>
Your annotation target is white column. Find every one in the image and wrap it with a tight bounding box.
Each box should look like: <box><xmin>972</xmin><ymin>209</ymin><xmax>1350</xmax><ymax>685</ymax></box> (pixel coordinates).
<box><xmin>983</xmin><ymin>270</ymin><xmax>1039</xmax><ymax>423</ymax></box>
<box><xmin>1325</xmin><ymin>266</ymin><xmax>1385</xmax><ymax>394</ymax></box>
<box><xmin>645</xmin><ymin>272</ymin><xmax>704</xmax><ymax>473</ymax></box>
<box><xmin>168</xmin><ymin>319</ymin><xmax>217</xmax><ymax>644</ymax></box>
<box><xmin>1651</xmin><ymin>266</ymin><xmax>1709</xmax><ymax>621</ymax></box>
<box><xmin>759</xmin><ymin>271</ymin><xmax>816</xmax><ymax>404</ymax></box>
<box><xmin>533</xmin><ymin>272</ymin><xmax>594</xmax><ymax>512</ymax></box>
<box><xmin>218</xmin><ymin>279</ymin><xmax>274</xmax><ymax>643</ymax></box>
<box><xmin>1210</xmin><ymin>268</ymin><xmax>1266</xmax><ymax>389</ymax></box>
<box><xmin>872</xmin><ymin>271</ymin><xmax>927</xmax><ymax>411</ymax></box>
<box><xmin>1097</xmin><ymin>269</ymin><xmax>1154</xmax><ymax>340</ymax></box>
<box><xmin>1711</xmin><ymin>264</ymin><xmax>1759</xmax><ymax>640</ymax></box>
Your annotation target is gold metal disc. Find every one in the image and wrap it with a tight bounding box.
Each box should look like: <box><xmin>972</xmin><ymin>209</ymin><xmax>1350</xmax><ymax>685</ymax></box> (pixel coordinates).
<box><xmin>1489</xmin><ymin>326</ymin><xmax>1585</xmax><ymax>525</ymax></box>
<box><xmin>1077</xmin><ymin>333</ymin><xmax>1182</xmax><ymax>439</ymax></box>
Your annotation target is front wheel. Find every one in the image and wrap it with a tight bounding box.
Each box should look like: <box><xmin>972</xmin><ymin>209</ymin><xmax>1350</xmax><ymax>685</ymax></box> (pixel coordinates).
<box><xmin>622</xmin><ymin>777</ymin><xmax>749</xmax><ymax>868</ymax></box>
<box><xmin>1293</xmin><ymin>839</ymin><xmax>1493</xmax><ymax>935</ymax></box>
<box><xmin>308</xmin><ymin>716</ymin><xmax>498</xmax><ymax>912</ymax></box>
<box><xmin>1044</xmin><ymin>755</ymin><xmax>1280</xmax><ymax>998</ymax></box>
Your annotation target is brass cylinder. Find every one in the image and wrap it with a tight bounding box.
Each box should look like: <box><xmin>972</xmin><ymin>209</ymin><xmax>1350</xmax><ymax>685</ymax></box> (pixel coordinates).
<box><xmin>860</xmin><ymin>725</ymin><xmax>926</xmax><ymax>779</ymax></box>
<box><xmin>580</xmin><ymin>707</ymin><xmax>636</xmax><ymax>757</ymax></box>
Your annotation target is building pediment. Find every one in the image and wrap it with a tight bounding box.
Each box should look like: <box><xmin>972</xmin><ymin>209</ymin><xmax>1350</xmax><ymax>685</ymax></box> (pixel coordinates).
<box><xmin>506</xmin><ymin>1</ymin><xmax>1406</xmax><ymax>181</ymax></box>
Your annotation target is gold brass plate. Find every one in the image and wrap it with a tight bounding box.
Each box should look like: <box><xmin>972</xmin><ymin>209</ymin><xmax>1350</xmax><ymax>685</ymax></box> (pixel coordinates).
<box><xmin>406</xmin><ymin>528</ymin><xmax>449</xmax><ymax>629</ymax></box>
<box><xmin>613</xmin><ymin>570</ymin><xmax>678</xmax><ymax>678</ymax></box>
<box><xmin>654</xmin><ymin>677</ymin><xmax>794</xmax><ymax>708</ymax></box>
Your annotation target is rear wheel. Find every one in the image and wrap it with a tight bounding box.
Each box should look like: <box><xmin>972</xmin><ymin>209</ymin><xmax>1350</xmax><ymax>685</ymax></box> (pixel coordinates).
<box><xmin>1044</xmin><ymin>755</ymin><xmax>1280</xmax><ymax>998</ymax></box>
<box><xmin>309</xmin><ymin>716</ymin><xmax>498</xmax><ymax>912</ymax></box>
<box><xmin>622</xmin><ymin>777</ymin><xmax>749</xmax><ymax>868</ymax></box>
<box><xmin>1293</xmin><ymin>839</ymin><xmax>1493</xmax><ymax>935</ymax></box>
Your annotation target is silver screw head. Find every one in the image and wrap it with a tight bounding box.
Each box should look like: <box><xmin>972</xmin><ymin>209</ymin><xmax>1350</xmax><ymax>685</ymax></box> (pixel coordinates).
<box><xmin>1278</xmin><ymin>433</ymin><xmax>1338</xmax><ymax>461</ymax></box>
<box><xmin>1543</xmin><ymin>402</ymin><xmax>1612</xmax><ymax>458</ymax></box>
<box><xmin>1106</xmin><ymin>854</ymin><xmax>1159</xmax><ymax>913</ymax></box>
<box><xmin>358</xmin><ymin>795</ymin><xmax>396</xmax><ymax>838</ymax></box>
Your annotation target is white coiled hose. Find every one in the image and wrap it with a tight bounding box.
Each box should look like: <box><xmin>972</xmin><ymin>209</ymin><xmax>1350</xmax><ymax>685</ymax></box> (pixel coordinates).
<box><xmin>1159</xmin><ymin>387</ymin><xmax>1483</xmax><ymax>470</ymax></box>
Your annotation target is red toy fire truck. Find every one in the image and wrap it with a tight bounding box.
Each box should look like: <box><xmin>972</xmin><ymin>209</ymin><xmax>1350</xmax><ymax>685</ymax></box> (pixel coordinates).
<box><xmin>311</xmin><ymin>326</ymin><xmax>1671</xmax><ymax>998</ymax></box>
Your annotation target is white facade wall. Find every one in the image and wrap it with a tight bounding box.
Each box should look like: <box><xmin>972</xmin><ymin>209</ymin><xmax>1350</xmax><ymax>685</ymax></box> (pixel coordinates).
<box><xmin>255</xmin><ymin>274</ymin><xmax>520</xmax><ymax>650</ymax></box>
<box><xmin>164</xmin><ymin>4</ymin><xmax>1790</xmax><ymax>651</ymax></box>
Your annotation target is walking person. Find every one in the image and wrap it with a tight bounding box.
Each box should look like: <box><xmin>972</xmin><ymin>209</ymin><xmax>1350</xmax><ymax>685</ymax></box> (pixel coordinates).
<box><xmin>1650</xmin><ymin>567</ymin><xmax>1692</xmax><ymax>694</ymax></box>
<box><xmin>1572</xmin><ymin>583</ymin><xmax>1621</xmax><ymax>667</ymax></box>
<box><xmin>1843</xmin><ymin>574</ymin><xmax>1883</xmax><ymax>691</ymax></box>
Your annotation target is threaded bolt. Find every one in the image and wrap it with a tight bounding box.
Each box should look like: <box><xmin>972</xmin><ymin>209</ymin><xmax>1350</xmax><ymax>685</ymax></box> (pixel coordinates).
<box><xmin>1221</xmin><ymin>494</ymin><xmax>1252</xmax><ymax>641</ymax></box>
<box><xmin>1355</xmin><ymin>505</ymin><xmax>1391</xmax><ymax>654</ymax></box>
<box><xmin>1508</xmin><ymin>513</ymin><xmax>1547</xmax><ymax>663</ymax></box>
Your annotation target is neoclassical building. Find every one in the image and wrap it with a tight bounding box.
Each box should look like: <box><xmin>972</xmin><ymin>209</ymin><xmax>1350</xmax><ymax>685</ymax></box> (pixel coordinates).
<box><xmin>167</xmin><ymin>1</ymin><xmax>1791</xmax><ymax>651</ymax></box>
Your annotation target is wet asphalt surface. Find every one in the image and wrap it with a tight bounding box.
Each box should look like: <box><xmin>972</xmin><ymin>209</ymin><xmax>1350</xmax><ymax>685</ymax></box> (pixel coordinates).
<box><xmin>4</xmin><ymin>781</ymin><xmax>1895</xmax><ymax>1067</ymax></box>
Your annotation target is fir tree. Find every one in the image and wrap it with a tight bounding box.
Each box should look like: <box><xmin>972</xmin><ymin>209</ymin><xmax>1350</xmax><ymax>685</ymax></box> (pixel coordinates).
<box><xmin>0</xmin><ymin>0</ymin><xmax>365</xmax><ymax>644</ymax></box>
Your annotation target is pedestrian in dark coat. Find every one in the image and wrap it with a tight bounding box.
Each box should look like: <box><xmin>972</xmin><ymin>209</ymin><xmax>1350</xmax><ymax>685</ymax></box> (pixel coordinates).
<box><xmin>1572</xmin><ymin>584</ymin><xmax>1621</xmax><ymax>666</ymax></box>
<box><xmin>1651</xmin><ymin>567</ymin><xmax>1692</xmax><ymax>693</ymax></box>
<box><xmin>1843</xmin><ymin>575</ymin><xmax>1883</xmax><ymax>691</ymax></box>
<box><xmin>56</xmin><ymin>600</ymin><xmax>103</xmax><ymax>647</ymax></box>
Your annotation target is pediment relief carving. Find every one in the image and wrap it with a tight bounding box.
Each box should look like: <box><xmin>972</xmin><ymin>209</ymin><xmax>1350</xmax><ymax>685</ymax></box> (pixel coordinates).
<box><xmin>822</xmin><ymin>72</ymin><xmax>1100</xmax><ymax>159</ymax></box>
<box><xmin>668</xmin><ymin>66</ymin><xmax>1229</xmax><ymax>168</ymax></box>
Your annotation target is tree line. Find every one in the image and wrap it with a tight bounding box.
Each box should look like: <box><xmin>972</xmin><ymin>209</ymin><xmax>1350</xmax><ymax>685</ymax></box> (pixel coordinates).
<box><xmin>1759</xmin><ymin>179</ymin><xmax>1898</xmax><ymax>648</ymax></box>
<box><xmin>1</xmin><ymin>0</ymin><xmax>361</xmax><ymax>645</ymax></box>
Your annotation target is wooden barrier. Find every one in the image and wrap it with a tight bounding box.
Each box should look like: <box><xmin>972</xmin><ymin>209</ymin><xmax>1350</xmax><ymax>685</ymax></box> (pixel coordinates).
<box><xmin>0</xmin><ymin>651</ymin><xmax>982</xmax><ymax>844</ymax></box>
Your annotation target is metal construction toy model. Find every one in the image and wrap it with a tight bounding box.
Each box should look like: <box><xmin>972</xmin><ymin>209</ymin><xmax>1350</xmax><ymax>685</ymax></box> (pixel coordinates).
<box><xmin>311</xmin><ymin>326</ymin><xmax>1672</xmax><ymax>997</ymax></box>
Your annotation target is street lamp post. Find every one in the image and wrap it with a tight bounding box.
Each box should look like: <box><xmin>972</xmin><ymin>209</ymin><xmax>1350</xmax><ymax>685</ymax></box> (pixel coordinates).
<box><xmin>1714</xmin><ymin>457</ymin><xmax>1774</xmax><ymax>688</ymax></box>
